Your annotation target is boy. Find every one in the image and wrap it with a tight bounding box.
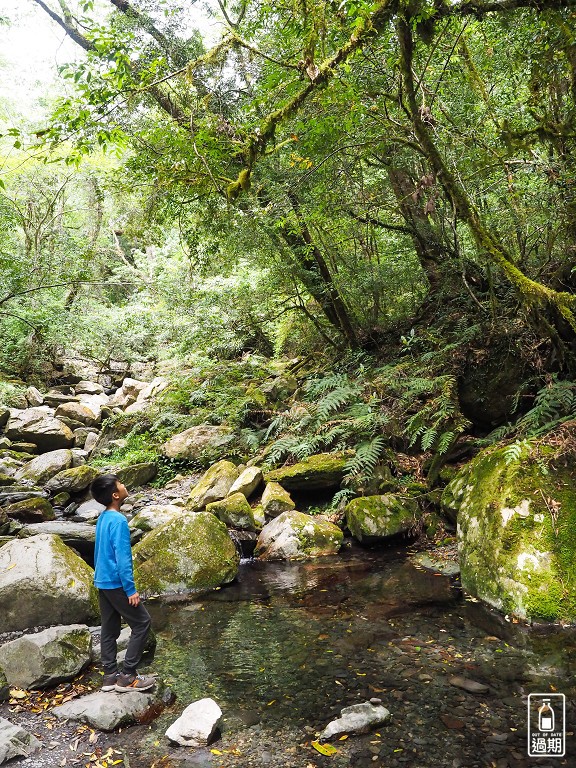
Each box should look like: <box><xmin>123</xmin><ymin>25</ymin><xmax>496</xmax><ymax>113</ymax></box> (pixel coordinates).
<box><xmin>91</xmin><ymin>474</ymin><xmax>154</xmax><ymax>692</ymax></box>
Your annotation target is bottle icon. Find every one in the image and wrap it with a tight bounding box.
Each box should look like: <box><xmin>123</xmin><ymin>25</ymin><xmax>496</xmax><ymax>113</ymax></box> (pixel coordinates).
<box><xmin>538</xmin><ymin>699</ymin><xmax>555</xmax><ymax>731</ymax></box>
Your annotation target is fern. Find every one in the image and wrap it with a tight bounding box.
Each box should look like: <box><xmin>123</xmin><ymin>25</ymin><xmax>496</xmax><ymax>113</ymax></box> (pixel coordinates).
<box><xmin>343</xmin><ymin>436</ymin><xmax>387</xmax><ymax>481</ymax></box>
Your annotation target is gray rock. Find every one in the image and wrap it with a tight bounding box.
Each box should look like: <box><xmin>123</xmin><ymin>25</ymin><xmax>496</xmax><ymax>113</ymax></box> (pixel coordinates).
<box><xmin>53</xmin><ymin>687</ymin><xmax>162</xmax><ymax>731</ymax></box>
<box><xmin>449</xmin><ymin>676</ymin><xmax>489</xmax><ymax>693</ymax></box>
<box><xmin>25</xmin><ymin>386</ymin><xmax>44</xmax><ymax>407</ymax></box>
<box><xmin>75</xmin><ymin>381</ymin><xmax>105</xmax><ymax>395</ymax></box>
<box><xmin>0</xmin><ymin>534</ymin><xmax>97</xmax><ymax>632</ymax></box>
<box><xmin>55</xmin><ymin>401</ymin><xmax>99</xmax><ymax>427</ymax></box>
<box><xmin>116</xmin><ymin>463</ymin><xmax>157</xmax><ymax>488</ymax></box>
<box><xmin>43</xmin><ymin>392</ymin><xmax>79</xmax><ymax>407</ymax></box>
<box><xmin>84</xmin><ymin>432</ymin><xmax>99</xmax><ymax>454</ymax></box>
<box><xmin>319</xmin><ymin>701</ymin><xmax>392</xmax><ymax>740</ymax></box>
<box><xmin>0</xmin><ymin>488</ymin><xmax>45</xmax><ymax>506</ymax></box>
<box><xmin>206</xmin><ymin>493</ymin><xmax>259</xmax><ymax>532</ymax></box>
<box><xmin>73</xmin><ymin>500</ymin><xmax>105</xmax><ymax>522</ymax></box>
<box><xmin>255</xmin><ymin>511</ymin><xmax>343</xmax><ymax>560</ymax></box>
<box><xmin>4</xmin><ymin>497</ymin><xmax>54</xmax><ymax>523</ymax></box>
<box><xmin>71</xmin><ymin>448</ymin><xmax>88</xmax><ymax>466</ymax></box>
<box><xmin>10</xmin><ymin>442</ymin><xmax>38</xmax><ymax>454</ymax></box>
<box><xmin>0</xmin><ymin>717</ymin><xmax>41</xmax><ymax>763</ymax></box>
<box><xmin>165</xmin><ymin>697</ymin><xmax>222</xmax><ymax>747</ymax></box>
<box><xmin>14</xmin><ymin>448</ymin><xmax>73</xmax><ymax>485</ymax></box>
<box><xmin>265</xmin><ymin>452</ymin><xmax>348</xmax><ymax>491</ymax></box>
<box><xmin>228</xmin><ymin>466</ymin><xmax>263</xmax><ymax>499</ymax></box>
<box><xmin>0</xmin><ymin>409</ymin><xmax>9</xmax><ymax>430</ymax></box>
<box><xmin>129</xmin><ymin>504</ymin><xmax>182</xmax><ymax>532</ymax></box>
<box><xmin>162</xmin><ymin>425</ymin><xmax>235</xmax><ymax>461</ymax></box>
<box><xmin>0</xmin><ymin>624</ymin><xmax>92</xmax><ymax>689</ymax></box>
<box><xmin>5</xmin><ymin>409</ymin><xmax>74</xmax><ymax>451</ymax></box>
<box><xmin>261</xmin><ymin>482</ymin><xmax>295</xmax><ymax>518</ymax></box>
<box><xmin>73</xmin><ymin>427</ymin><xmax>99</xmax><ymax>448</ymax></box>
<box><xmin>45</xmin><ymin>465</ymin><xmax>100</xmax><ymax>495</ymax></box>
<box><xmin>18</xmin><ymin>520</ymin><xmax>97</xmax><ymax>542</ymax></box>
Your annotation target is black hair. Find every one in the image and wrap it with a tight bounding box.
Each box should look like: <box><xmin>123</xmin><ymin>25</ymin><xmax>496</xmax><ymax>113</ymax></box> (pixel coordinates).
<box><xmin>90</xmin><ymin>473</ymin><xmax>120</xmax><ymax>506</ymax></box>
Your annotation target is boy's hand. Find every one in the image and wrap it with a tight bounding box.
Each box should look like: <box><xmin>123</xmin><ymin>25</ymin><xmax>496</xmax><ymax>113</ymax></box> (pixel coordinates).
<box><xmin>128</xmin><ymin>592</ymin><xmax>141</xmax><ymax>607</ymax></box>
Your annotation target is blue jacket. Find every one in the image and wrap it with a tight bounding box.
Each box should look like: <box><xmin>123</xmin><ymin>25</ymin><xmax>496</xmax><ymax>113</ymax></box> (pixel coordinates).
<box><xmin>94</xmin><ymin>509</ymin><xmax>136</xmax><ymax>596</ymax></box>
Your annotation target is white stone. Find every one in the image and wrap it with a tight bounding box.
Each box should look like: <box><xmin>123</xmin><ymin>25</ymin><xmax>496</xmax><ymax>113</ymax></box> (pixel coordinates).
<box><xmin>319</xmin><ymin>702</ymin><xmax>391</xmax><ymax>741</ymax></box>
<box><xmin>0</xmin><ymin>717</ymin><xmax>41</xmax><ymax>763</ymax></box>
<box><xmin>129</xmin><ymin>504</ymin><xmax>182</xmax><ymax>532</ymax></box>
<box><xmin>165</xmin><ymin>698</ymin><xmax>222</xmax><ymax>747</ymax></box>
<box><xmin>228</xmin><ymin>466</ymin><xmax>263</xmax><ymax>499</ymax></box>
<box><xmin>53</xmin><ymin>689</ymin><xmax>160</xmax><ymax>731</ymax></box>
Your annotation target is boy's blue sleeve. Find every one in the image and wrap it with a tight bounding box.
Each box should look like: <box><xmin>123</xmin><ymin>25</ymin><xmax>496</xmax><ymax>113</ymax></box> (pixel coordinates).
<box><xmin>111</xmin><ymin>518</ymin><xmax>136</xmax><ymax>596</ymax></box>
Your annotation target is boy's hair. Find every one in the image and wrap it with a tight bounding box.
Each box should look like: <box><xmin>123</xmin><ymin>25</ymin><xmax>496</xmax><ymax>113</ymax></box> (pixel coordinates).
<box><xmin>91</xmin><ymin>473</ymin><xmax>120</xmax><ymax>506</ymax></box>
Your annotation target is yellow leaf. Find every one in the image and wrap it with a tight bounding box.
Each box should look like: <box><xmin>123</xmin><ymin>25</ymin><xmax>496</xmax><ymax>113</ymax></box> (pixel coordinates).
<box><xmin>267</xmin><ymin>700</ymin><xmax>276</xmax><ymax>706</ymax></box>
<box><xmin>338</xmin><ymin>735</ymin><xmax>348</xmax><ymax>741</ymax></box>
<box><xmin>210</xmin><ymin>749</ymin><xmax>222</xmax><ymax>755</ymax></box>
<box><xmin>311</xmin><ymin>741</ymin><xmax>338</xmax><ymax>755</ymax></box>
<box><xmin>4</xmin><ymin>563</ymin><xmax>16</xmax><ymax>570</ymax></box>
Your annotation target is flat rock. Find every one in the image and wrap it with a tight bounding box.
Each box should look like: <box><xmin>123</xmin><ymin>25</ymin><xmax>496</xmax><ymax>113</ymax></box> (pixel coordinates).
<box><xmin>449</xmin><ymin>675</ymin><xmax>489</xmax><ymax>693</ymax></box>
<box><xmin>5</xmin><ymin>408</ymin><xmax>74</xmax><ymax>451</ymax></box>
<box><xmin>0</xmin><ymin>716</ymin><xmax>41</xmax><ymax>763</ymax></box>
<box><xmin>19</xmin><ymin>520</ymin><xmax>97</xmax><ymax>542</ymax></box>
<box><xmin>52</xmin><ymin>687</ymin><xmax>162</xmax><ymax>731</ymax></box>
<box><xmin>319</xmin><ymin>701</ymin><xmax>391</xmax><ymax>740</ymax></box>
<box><xmin>165</xmin><ymin>697</ymin><xmax>222</xmax><ymax>747</ymax></box>
<box><xmin>75</xmin><ymin>381</ymin><xmax>105</xmax><ymax>395</ymax></box>
<box><xmin>14</xmin><ymin>448</ymin><xmax>73</xmax><ymax>484</ymax></box>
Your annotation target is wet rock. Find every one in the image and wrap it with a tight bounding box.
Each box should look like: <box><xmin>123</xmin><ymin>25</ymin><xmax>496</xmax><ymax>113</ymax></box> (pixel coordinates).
<box><xmin>162</xmin><ymin>424</ymin><xmax>235</xmax><ymax>461</ymax></box>
<box><xmin>345</xmin><ymin>494</ymin><xmax>420</xmax><ymax>543</ymax></box>
<box><xmin>165</xmin><ymin>697</ymin><xmax>223</xmax><ymax>747</ymax></box>
<box><xmin>129</xmin><ymin>504</ymin><xmax>182</xmax><ymax>532</ymax></box>
<box><xmin>52</xmin><ymin>687</ymin><xmax>163</xmax><ymax>731</ymax></box>
<box><xmin>116</xmin><ymin>462</ymin><xmax>157</xmax><ymax>488</ymax></box>
<box><xmin>45</xmin><ymin>465</ymin><xmax>101</xmax><ymax>495</ymax></box>
<box><xmin>265</xmin><ymin>452</ymin><xmax>348</xmax><ymax>491</ymax></box>
<box><xmin>4</xmin><ymin>497</ymin><xmax>54</xmax><ymax>523</ymax></box>
<box><xmin>319</xmin><ymin>701</ymin><xmax>391</xmax><ymax>740</ymax></box>
<box><xmin>449</xmin><ymin>676</ymin><xmax>489</xmax><ymax>693</ymax></box>
<box><xmin>228</xmin><ymin>467</ymin><xmax>263</xmax><ymax>499</ymax></box>
<box><xmin>255</xmin><ymin>511</ymin><xmax>343</xmax><ymax>560</ymax></box>
<box><xmin>0</xmin><ymin>533</ymin><xmax>98</xmax><ymax>632</ymax></box>
<box><xmin>206</xmin><ymin>492</ymin><xmax>260</xmax><ymax>531</ymax></box>
<box><xmin>261</xmin><ymin>482</ymin><xmax>295</xmax><ymax>518</ymax></box>
<box><xmin>411</xmin><ymin>550</ymin><xmax>460</xmax><ymax>577</ymax></box>
<box><xmin>14</xmin><ymin>448</ymin><xmax>73</xmax><ymax>484</ymax></box>
<box><xmin>0</xmin><ymin>624</ymin><xmax>92</xmax><ymax>689</ymax></box>
<box><xmin>134</xmin><ymin>511</ymin><xmax>240</xmax><ymax>594</ymax></box>
<box><xmin>0</xmin><ymin>717</ymin><xmax>41</xmax><ymax>763</ymax></box>
<box><xmin>187</xmin><ymin>461</ymin><xmax>242</xmax><ymax>511</ymax></box>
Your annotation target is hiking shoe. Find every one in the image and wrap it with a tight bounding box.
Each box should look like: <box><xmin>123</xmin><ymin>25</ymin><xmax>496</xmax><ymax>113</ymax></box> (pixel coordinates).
<box><xmin>101</xmin><ymin>672</ymin><xmax>119</xmax><ymax>691</ymax></box>
<box><xmin>115</xmin><ymin>672</ymin><xmax>156</xmax><ymax>692</ymax></box>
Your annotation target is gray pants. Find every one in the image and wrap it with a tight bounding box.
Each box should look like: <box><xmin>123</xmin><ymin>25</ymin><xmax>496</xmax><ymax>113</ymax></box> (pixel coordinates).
<box><xmin>98</xmin><ymin>588</ymin><xmax>151</xmax><ymax>675</ymax></box>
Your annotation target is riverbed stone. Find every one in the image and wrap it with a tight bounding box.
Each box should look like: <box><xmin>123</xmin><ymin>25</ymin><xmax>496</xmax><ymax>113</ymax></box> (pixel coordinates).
<box><xmin>116</xmin><ymin>462</ymin><xmax>157</xmax><ymax>488</ymax></box>
<box><xmin>0</xmin><ymin>717</ymin><xmax>41</xmax><ymax>763</ymax></box>
<box><xmin>165</xmin><ymin>697</ymin><xmax>222</xmax><ymax>747</ymax></box>
<box><xmin>25</xmin><ymin>386</ymin><xmax>44</xmax><ymax>407</ymax></box>
<box><xmin>4</xmin><ymin>497</ymin><xmax>54</xmax><ymax>523</ymax></box>
<box><xmin>449</xmin><ymin>438</ymin><xmax>576</xmax><ymax>622</ymax></box>
<box><xmin>187</xmin><ymin>461</ymin><xmax>242</xmax><ymax>511</ymax></box>
<box><xmin>75</xmin><ymin>381</ymin><xmax>105</xmax><ymax>395</ymax></box>
<box><xmin>0</xmin><ymin>624</ymin><xmax>92</xmax><ymax>689</ymax></box>
<box><xmin>14</xmin><ymin>448</ymin><xmax>73</xmax><ymax>486</ymax></box>
<box><xmin>228</xmin><ymin>466</ymin><xmax>263</xmax><ymax>499</ymax></box>
<box><xmin>261</xmin><ymin>482</ymin><xmax>295</xmax><ymax>518</ymax></box>
<box><xmin>319</xmin><ymin>701</ymin><xmax>392</xmax><ymax>740</ymax></box>
<box><xmin>5</xmin><ymin>409</ymin><xmax>74</xmax><ymax>451</ymax></box>
<box><xmin>45</xmin><ymin>465</ymin><xmax>100</xmax><ymax>495</ymax></box>
<box><xmin>345</xmin><ymin>494</ymin><xmax>420</xmax><ymax>543</ymax></box>
<box><xmin>52</xmin><ymin>688</ymin><xmax>163</xmax><ymax>731</ymax></box>
<box><xmin>84</xmin><ymin>432</ymin><xmax>99</xmax><ymax>454</ymax></box>
<box><xmin>162</xmin><ymin>425</ymin><xmax>235</xmax><ymax>461</ymax></box>
<box><xmin>0</xmin><ymin>534</ymin><xmax>98</xmax><ymax>632</ymax></box>
<box><xmin>129</xmin><ymin>504</ymin><xmax>182</xmax><ymax>532</ymax></box>
<box><xmin>264</xmin><ymin>452</ymin><xmax>348</xmax><ymax>491</ymax></box>
<box><xmin>255</xmin><ymin>511</ymin><xmax>343</xmax><ymax>560</ymax></box>
<box><xmin>134</xmin><ymin>511</ymin><xmax>239</xmax><ymax>594</ymax></box>
<box><xmin>206</xmin><ymin>492</ymin><xmax>260</xmax><ymax>531</ymax></box>
<box><xmin>55</xmin><ymin>401</ymin><xmax>99</xmax><ymax>426</ymax></box>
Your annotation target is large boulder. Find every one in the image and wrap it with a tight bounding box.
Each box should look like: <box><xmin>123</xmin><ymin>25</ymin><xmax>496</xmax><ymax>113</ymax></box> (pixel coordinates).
<box><xmin>124</xmin><ymin>377</ymin><xmax>169</xmax><ymax>415</ymax></box>
<box><xmin>261</xmin><ymin>482</ymin><xmax>295</xmax><ymax>518</ymax></box>
<box><xmin>116</xmin><ymin>462</ymin><xmax>157</xmax><ymax>488</ymax></box>
<box><xmin>187</xmin><ymin>461</ymin><xmax>241</xmax><ymax>511</ymax></box>
<box><xmin>55</xmin><ymin>402</ymin><xmax>99</xmax><ymax>427</ymax></box>
<box><xmin>14</xmin><ymin>448</ymin><xmax>73</xmax><ymax>484</ymax></box>
<box><xmin>447</xmin><ymin>439</ymin><xmax>576</xmax><ymax>622</ymax></box>
<box><xmin>255</xmin><ymin>511</ymin><xmax>343</xmax><ymax>560</ymax></box>
<box><xmin>0</xmin><ymin>625</ymin><xmax>92</xmax><ymax>689</ymax></box>
<box><xmin>53</xmin><ymin>688</ymin><xmax>164</xmax><ymax>731</ymax></box>
<box><xmin>134</xmin><ymin>511</ymin><xmax>240</xmax><ymax>594</ymax></box>
<box><xmin>25</xmin><ymin>386</ymin><xmax>44</xmax><ymax>407</ymax></box>
<box><xmin>345</xmin><ymin>494</ymin><xmax>420</xmax><ymax>543</ymax></box>
<box><xmin>4</xmin><ymin>497</ymin><xmax>54</xmax><ymax>523</ymax></box>
<box><xmin>75</xmin><ymin>381</ymin><xmax>105</xmax><ymax>395</ymax></box>
<box><xmin>76</xmin><ymin>393</ymin><xmax>109</xmax><ymax>422</ymax></box>
<box><xmin>165</xmin><ymin>698</ymin><xmax>222</xmax><ymax>747</ymax></box>
<box><xmin>264</xmin><ymin>452</ymin><xmax>348</xmax><ymax>491</ymax></box>
<box><xmin>45</xmin><ymin>465</ymin><xmax>100</xmax><ymax>495</ymax></box>
<box><xmin>162</xmin><ymin>425</ymin><xmax>235</xmax><ymax>461</ymax></box>
<box><xmin>5</xmin><ymin>409</ymin><xmax>74</xmax><ymax>451</ymax></box>
<box><xmin>129</xmin><ymin>504</ymin><xmax>182</xmax><ymax>532</ymax></box>
<box><xmin>0</xmin><ymin>534</ymin><xmax>98</xmax><ymax>632</ymax></box>
<box><xmin>0</xmin><ymin>717</ymin><xmax>41</xmax><ymax>763</ymax></box>
<box><xmin>206</xmin><ymin>493</ymin><xmax>260</xmax><ymax>531</ymax></box>
<box><xmin>228</xmin><ymin>466</ymin><xmax>263</xmax><ymax>499</ymax></box>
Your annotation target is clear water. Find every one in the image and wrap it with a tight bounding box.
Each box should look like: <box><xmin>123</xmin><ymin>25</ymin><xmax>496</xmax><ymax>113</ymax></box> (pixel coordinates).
<box><xmin>139</xmin><ymin>546</ymin><xmax>575</xmax><ymax>767</ymax></box>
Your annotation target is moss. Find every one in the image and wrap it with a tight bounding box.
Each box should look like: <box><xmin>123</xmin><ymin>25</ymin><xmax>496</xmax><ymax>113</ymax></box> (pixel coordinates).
<box><xmin>256</xmin><ymin>511</ymin><xmax>343</xmax><ymax>560</ymax></box>
<box><xmin>187</xmin><ymin>460</ymin><xmax>241</xmax><ymax>511</ymax></box>
<box><xmin>0</xmin><ymin>473</ymin><xmax>16</xmax><ymax>486</ymax></box>
<box><xmin>5</xmin><ymin>497</ymin><xmax>55</xmax><ymax>522</ymax></box>
<box><xmin>46</xmin><ymin>465</ymin><xmax>100</xmax><ymax>494</ymax></box>
<box><xmin>345</xmin><ymin>494</ymin><xmax>420</xmax><ymax>543</ymax></box>
<box><xmin>206</xmin><ymin>492</ymin><xmax>257</xmax><ymax>531</ymax></box>
<box><xmin>265</xmin><ymin>452</ymin><xmax>348</xmax><ymax>491</ymax></box>
<box><xmin>50</xmin><ymin>534</ymin><xmax>99</xmax><ymax>619</ymax></box>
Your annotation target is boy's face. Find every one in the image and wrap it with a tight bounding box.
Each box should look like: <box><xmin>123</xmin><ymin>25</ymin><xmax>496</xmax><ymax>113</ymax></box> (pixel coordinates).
<box><xmin>113</xmin><ymin>480</ymin><xmax>129</xmax><ymax>504</ymax></box>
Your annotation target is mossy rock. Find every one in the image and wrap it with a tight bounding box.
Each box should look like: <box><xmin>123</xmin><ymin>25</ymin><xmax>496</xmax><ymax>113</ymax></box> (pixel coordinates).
<box><xmin>345</xmin><ymin>494</ymin><xmax>420</xmax><ymax>543</ymax></box>
<box><xmin>5</xmin><ymin>497</ymin><xmax>55</xmax><ymax>523</ymax></box>
<box><xmin>261</xmin><ymin>482</ymin><xmax>295</xmax><ymax>518</ymax></box>
<box><xmin>14</xmin><ymin>449</ymin><xmax>73</xmax><ymax>485</ymax></box>
<box><xmin>187</xmin><ymin>460</ymin><xmax>241</xmax><ymax>511</ymax></box>
<box><xmin>0</xmin><ymin>666</ymin><xmax>8</xmax><ymax>701</ymax></box>
<box><xmin>264</xmin><ymin>452</ymin><xmax>348</xmax><ymax>491</ymax></box>
<box><xmin>206</xmin><ymin>492</ymin><xmax>259</xmax><ymax>531</ymax></box>
<box><xmin>45</xmin><ymin>465</ymin><xmax>101</xmax><ymax>495</ymax></box>
<box><xmin>133</xmin><ymin>511</ymin><xmax>240</xmax><ymax>594</ymax></box>
<box><xmin>0</xmin><ymin>472</ymin><xmax>17</xmax><ymax>486</ymax></box>
<box><xmin>255</xmin><ymin>510</ymin><xmax>343</xmax><ymax>560</ymax></box>
<box><xmin>450</xmin><ymin>441</ymin><xmax>576</xmax><ymax>622</ymax></box>
<box><xmin>116</xmin><ymin>462</ymin><xmax>157</xmax><ymax>489</ymax></box>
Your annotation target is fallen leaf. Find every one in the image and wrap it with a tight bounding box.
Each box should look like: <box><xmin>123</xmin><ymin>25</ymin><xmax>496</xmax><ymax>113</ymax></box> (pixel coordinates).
<box><xmin>311</xmin><ymin>741</ymin><xmax>337</xmax><ymax>755</ymax></box>
<box><xmin>9</xmin><ymin>689</ymin><xmax>27</xmax><ymax>699</ymax></box>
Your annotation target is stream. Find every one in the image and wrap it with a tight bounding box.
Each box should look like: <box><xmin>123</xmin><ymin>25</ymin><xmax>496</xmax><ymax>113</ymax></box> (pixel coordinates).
<box><xmin>120</xmin><ymin>544</ymin><xmax>574</xmax><ymax>768</ymax></box>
